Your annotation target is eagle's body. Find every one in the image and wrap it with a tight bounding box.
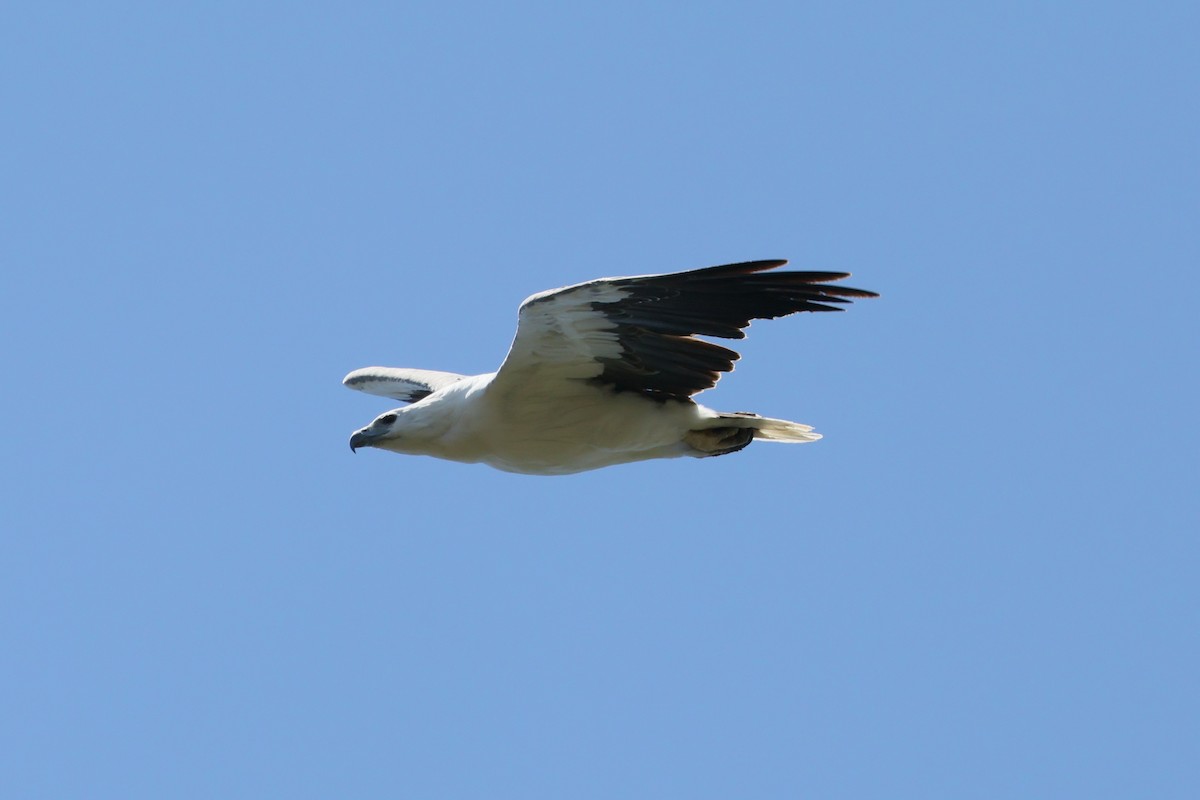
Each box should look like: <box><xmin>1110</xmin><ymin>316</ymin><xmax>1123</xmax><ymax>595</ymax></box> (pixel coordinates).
<box><xmin>345</xmin><ymin>260</ymin><xmax>876</xmax><ymax>475</ymax></box>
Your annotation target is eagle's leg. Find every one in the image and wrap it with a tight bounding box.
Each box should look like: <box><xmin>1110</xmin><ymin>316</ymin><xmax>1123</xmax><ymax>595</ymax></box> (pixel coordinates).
<box><xmin>683</xmin><ymin>427</ymin><xmax>755</xmax><ymax>457</ymax></box>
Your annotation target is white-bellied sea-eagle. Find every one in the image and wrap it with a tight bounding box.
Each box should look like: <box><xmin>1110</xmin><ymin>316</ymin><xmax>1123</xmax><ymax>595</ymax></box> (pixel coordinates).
<box><xmin>344</xmin><ymin>259</ymin><xmax>876</xmax><ymax>475</ymax></box>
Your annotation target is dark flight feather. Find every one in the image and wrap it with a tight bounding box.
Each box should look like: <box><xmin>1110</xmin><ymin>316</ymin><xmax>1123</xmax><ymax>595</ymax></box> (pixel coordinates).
<box><xmin>591</xmin><ymin>259</ymin><xmax>877</xmax><ymax>401</ymax></box>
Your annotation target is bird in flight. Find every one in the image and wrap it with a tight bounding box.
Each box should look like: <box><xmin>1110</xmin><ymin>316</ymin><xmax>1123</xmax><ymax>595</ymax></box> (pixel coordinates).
<box><xmin>344</xmin><ymin>259</ymin><xmax>876</xmax><ymax>475</ymax></box>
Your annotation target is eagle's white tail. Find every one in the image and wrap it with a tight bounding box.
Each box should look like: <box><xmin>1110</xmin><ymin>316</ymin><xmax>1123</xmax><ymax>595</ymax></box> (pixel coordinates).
<box><xmin>721</xmin><ymin>413</ymin><xmax>822</xmax><ymax>443</ymax></box>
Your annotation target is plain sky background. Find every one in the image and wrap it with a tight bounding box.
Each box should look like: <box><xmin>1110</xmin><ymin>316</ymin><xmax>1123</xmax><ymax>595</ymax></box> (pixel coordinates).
<box><xmin>3</xmin><ymin>2</ymin><xmax>1198</xmax><ymax>797</ymax></box>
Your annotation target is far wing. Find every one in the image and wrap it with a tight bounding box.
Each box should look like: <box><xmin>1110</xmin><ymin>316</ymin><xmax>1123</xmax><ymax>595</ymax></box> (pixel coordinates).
<box><xmin>491</xmin><ymin>259</ymin><xmax>877</xmax><ymax>402</ymax></box>
<box><xmin>342</xmin><ymin>367</ymin><xmax>469</xmax><ymax>403</ymax></box>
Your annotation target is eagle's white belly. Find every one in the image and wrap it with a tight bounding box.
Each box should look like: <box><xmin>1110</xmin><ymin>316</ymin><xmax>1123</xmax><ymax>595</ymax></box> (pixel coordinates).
<box><xmin>442</xmin><ymin>381</ymin><xmax>711</xmax><ymax>475</ymax></box>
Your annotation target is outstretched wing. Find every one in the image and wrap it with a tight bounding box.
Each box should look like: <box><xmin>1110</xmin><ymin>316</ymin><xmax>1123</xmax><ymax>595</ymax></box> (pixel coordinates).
<box><xmin>491</xmin><ymin>259</ymin><xmax>877</xmax><ymax>402</ymax></box>
<box><xmin>343</xmin><ymin>367</ymin><xmax>469</xmax><ymax>403</ymax></box>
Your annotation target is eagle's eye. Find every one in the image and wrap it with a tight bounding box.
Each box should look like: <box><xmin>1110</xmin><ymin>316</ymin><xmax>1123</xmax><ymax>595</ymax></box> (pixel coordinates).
<box><xmin>377</xmin><ymin>413</ymin><xmax>397</xmax><ymax>426</ymax></box>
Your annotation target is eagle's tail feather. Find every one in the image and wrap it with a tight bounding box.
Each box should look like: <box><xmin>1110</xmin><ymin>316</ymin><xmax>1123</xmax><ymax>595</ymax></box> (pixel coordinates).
<box><xmin>717</xmin><ymin>412</ymin><xmax>823</xmax><ymax>443</ymax></box>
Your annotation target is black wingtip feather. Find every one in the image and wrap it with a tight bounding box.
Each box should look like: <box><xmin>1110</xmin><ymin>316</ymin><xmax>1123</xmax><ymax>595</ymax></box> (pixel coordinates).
<box><xmin>590</xmin><ymin>259</ymin><xmax>877</xmax><ymax>400</ymax></box>
<box><xmin>683</xmin><ymin>259</ymin><xmax>790</xmax><ymax>278</ymax></box>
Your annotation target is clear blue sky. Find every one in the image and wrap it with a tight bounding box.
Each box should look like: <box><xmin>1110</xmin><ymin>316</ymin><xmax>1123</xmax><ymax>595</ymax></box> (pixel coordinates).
<box><xmin>3</xmin><ymin>2</ymin><xmax>1197</xmax><ymax>797</ymax></box>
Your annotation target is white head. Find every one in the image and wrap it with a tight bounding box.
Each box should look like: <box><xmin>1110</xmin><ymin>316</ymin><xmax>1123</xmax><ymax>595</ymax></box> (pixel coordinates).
<box><xmin>350</xmin><ymin>409</ymin><xmax>400</xmax><ymax>451</ymax></box>
<box><xmin>348</xmin><ymin>407</ymin><xmax>419</xmax><ymax>455</ymax></box>
<box><xmin>348</xmin><ymin>402</ymin><xmax>452</xmax><ymax>456</ymax></box>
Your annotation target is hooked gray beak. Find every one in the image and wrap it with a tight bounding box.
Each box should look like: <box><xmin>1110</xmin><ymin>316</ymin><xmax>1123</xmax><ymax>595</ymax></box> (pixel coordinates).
<box><xmin>349</xmin><ymin>430</ymin><xmax>373</xmax><ymax>453</ymax></box>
